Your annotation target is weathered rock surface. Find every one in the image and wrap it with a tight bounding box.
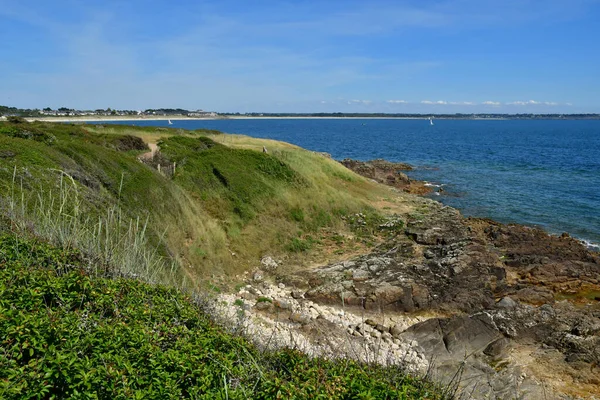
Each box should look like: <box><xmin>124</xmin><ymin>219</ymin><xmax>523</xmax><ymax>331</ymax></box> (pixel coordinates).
<box><xmin>280</xmin><ymin>194</ymin><xmax>600</xmax><ymax>398</ymax></box>
<box><xmin>340</xmin><ymin>158</ymin><xmax>434</xmax><ymax>195</ymax></box>
<box><xmin>214</xmin><ymin>171</ymin><xmax>600</xmax><ymax>398</ymax></box>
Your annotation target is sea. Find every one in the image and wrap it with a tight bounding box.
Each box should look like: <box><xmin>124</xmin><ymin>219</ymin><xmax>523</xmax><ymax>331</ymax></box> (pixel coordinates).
<box><xmin>104</xmin><ymin>118</ymin><xmax>600</xmax><ymax>250</ymax></box>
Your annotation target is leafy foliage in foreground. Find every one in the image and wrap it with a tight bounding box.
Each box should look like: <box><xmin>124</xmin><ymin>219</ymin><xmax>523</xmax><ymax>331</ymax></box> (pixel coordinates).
<box><xmin>0</xmin><ymin>235</ymin><xmax>443</xmax><ymax>399</ymax></box>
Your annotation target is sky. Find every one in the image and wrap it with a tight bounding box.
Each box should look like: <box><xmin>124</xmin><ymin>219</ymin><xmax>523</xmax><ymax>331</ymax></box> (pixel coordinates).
<box><xmin>1</xmin><ymin>0</ymin><xmax>599</xmax><ymax>113</ymax></box>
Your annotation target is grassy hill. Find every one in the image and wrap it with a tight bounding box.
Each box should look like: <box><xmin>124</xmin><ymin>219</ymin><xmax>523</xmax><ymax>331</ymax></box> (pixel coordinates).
<box><xmin>0</xmin><ymin>119</ymin><xmax>415</xmax><ymax>288</ymax></box>
<box><xmin>0</xmin><ymin>119</ymin><xmax>444</xmax><ymax>398</ymax></box>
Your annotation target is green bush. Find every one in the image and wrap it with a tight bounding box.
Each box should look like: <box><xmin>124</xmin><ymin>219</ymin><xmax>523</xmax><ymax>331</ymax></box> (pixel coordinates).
<box><xmin>0</xmin><ymin>124</ymin><xmax>56</xmax><ymax>144</ymax></box>
<box><xmin>0</xmin><ymin>235</ymin><xmax>445</xmax><ymax>399</ymax></box>
<box><xmin>287</xmin><ymin>236</ymin><xmax>314</xmax><ymax>252</ymax></box>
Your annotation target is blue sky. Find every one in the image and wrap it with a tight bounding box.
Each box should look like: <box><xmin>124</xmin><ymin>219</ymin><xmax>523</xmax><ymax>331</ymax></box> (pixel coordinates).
<box><xmin>1</xmin><ymin>0</ymin><xmax>599</xmax><ymax>113</ymax></box>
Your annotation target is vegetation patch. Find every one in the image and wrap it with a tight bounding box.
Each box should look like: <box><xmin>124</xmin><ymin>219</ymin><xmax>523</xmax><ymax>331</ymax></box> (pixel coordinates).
<box><xmin>109</xmin><ymin>134</ymin><xmax>148</xmax><ymax>151</ymax></box>
<box><xmin>0</xmin><ymin>120</ymin><xmax>409</xmax><ymax>279</ymax></box>
<box><xmin>287</xmin><ymin>236</ymin><xmax>315</xmax><ymax>252</ymax></box>
<box><xmin>0</xmin><ymin>123</ymin><xmax>56</xmax><ymax>145</ymax></box>
<box><xmin>159</xmin><ymin>136</ymin><xmax>303</xmax><ymax>222</ymax></box>
<box><xmin>0</xmin><ymin>235</ymin><xmax>444</xmax><ymax>399</ymax></box>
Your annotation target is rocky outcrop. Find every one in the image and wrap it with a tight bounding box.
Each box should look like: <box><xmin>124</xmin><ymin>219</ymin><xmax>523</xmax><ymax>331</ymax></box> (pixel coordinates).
<box><xmin>214</xmin><ymin>163</ymin><xmax>600</xmax><ymax>398</ymax></box>
<box><xmin>340</xmin><ymin>158</ymin><xmax>433</xmax><ymax>194</ymax></box>
<box><xmin>289</xmin><ymin>200</ymin><xmax>496</xmax><ymax>314</ymax></box>
<box><xmin>213</xmin><ymin>281</ymin><xmax>430</xmax><ymax>374</ymax></box>
<box><xmin>274</xmin><ymin>194</ymin><xmax>600</xmax><ymax>398</ymax></box>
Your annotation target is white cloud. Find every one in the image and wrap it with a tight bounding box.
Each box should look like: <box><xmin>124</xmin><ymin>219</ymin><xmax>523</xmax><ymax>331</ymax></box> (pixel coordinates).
<box><xmin>421</xmin><ymin>100</ymin><xmax>447</xmax><ymax>105</ymax></box>
<box><xmin>507</xmin><ymin>100</ymin><xmax>559</xmax><ymax>106</ymax></box>
<box><xmin>347</xmin><ymin>99</ymin><xmax>372</xmax><ymax>105</ymax></box>
<box><xmin>387</xmin><ymin>100</ymin><xmax>408</xmax><ymax>104</ymax></box>
<box><xmin>449</xmin><ymin>101</ymin><xmax>475</xmax><ymax>105</ymax></box>
<box><xmin>507</xmin><ymin>100</ymin><xmax>536</xmax><ymax>105</ymax></box>
<box><xmin>482</xmin><ymin>101</ymin><xmax>501</xmax><ymax>106</ymax></box>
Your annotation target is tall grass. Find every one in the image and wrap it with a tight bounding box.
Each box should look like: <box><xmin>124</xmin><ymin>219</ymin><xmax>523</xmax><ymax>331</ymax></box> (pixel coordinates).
<box><xmin>2</xmin><ymin>166</ymin><xmax>179</xmax><ymax>286</ymax></box>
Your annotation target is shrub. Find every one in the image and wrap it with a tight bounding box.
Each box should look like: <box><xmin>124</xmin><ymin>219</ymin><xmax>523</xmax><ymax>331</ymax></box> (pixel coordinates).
<box><xmin>6</xmin><ymin>116</ymin><xmax>27</xmax><ymax>124</ymax></box>
<box><xmin>287</xmin><ymin>236</ymin><xmax>314</xmax><ymax>252</ymax></box>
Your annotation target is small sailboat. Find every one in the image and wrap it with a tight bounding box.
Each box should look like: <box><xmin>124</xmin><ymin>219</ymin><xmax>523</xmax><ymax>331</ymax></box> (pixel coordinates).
<box><xmin>429</xmin><ymin>117</ymin><xmax>434</xmax><ymax>126</ymax></box>
<box><xmin>168</xmin><ymin>119</ymin><xmax>173</xmax><ymax>125</ymax></box>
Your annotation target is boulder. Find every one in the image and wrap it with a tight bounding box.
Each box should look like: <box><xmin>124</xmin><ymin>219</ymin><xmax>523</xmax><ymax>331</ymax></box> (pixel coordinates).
<box><xmin>289</xmin><ymin>313</ymin><xmax>312</xmax><ymax>325</ymax></box>
<box><xmin>260</xmin><ymin>256</ymin><xmax>279</xmax><ymax>271</ymax></box>
<box><xmin>496</xmin><ymin>296</ymin><xmax>517</xmax><ymax>309</ymax></box>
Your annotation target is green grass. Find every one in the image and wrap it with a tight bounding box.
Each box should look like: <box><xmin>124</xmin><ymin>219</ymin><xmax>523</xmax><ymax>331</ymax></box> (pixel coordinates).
<box><xmin>157</xmin><ymin>135</ymin><xmax>303</xmax><ymax>222</ymax></box>
<box><xmin>0</xmin><ymin>234</ymin><xmax>445</xmax><ymax>399</ymax></box>
<box><xmin>0</xmin><ymin>119</ymin><xmax>422</xmax><ymax>281</ymax></box>
<box><xmin>0</xmin><ymin>120</ymin><xmax>446</xmax><ymax>398</ymax></box>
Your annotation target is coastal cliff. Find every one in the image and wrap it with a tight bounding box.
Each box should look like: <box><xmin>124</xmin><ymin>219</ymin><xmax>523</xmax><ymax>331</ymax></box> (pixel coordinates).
<box><xmin>1</xmin><ymin>120</ymin><xmax>598</xmax><ymax>399</ymax></box>
<box><xmin>216</xmin><ymin>160</ymin><xmax>600</xmax><ymax>399</ymax></box>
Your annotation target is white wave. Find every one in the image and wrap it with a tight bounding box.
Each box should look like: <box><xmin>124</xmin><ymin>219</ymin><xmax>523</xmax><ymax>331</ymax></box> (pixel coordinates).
<box><xmin>580</xmin><ymin>239</ymin><xmax>600</xmax><ymax>251</ymax></box>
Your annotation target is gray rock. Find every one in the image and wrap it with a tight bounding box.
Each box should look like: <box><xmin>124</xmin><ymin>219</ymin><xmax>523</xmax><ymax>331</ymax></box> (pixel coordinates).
<box><xmin>260</xmin><ymin>256</ymin><xmax>279</xmax><ymax>271</ymax></box>
<box><xmin>253</xmin><ymin>270</ymin><xmax>264</xmax><ymax>282</ymax></box>
<box><xmin>240</xmin><ymin>292</ymin><xmax>257</xmax><ymax>301</ymax></box>
<box><xmin>247</xmin><ymin>286</ymin><xmax>261</xmax><ymax>295</ymax></box>
<box><xmin>365</xmin><ymin>319</ymin><xmax>378</xmax><ymax>327</ymax></box>
<box><xmin>254</xmin><ymin>301</ymin><xmax>272</xmax><ymax>311</ymax></box>
<box><xmin>384</xmin><ymin>331</ymin><xmax>394</xmax><ymax>340</ymax></box>
<box><xmin>274</xmin><ymin>299</ymin><xmax>292</xmax><ymax>310</ymax></box>
<box><xmin>483</xmin><ymin>337</ymin><xmax>510</xmax><ymax>359</ymax></box>
<box><xmin>352</xmin><ymin>269</ymin><xmax>370</xmax><ymax>281</ymax></box>
<box><xmin>289</xmin><ymin>313</ymin><xmax>312</xmax><ymax>325</ymax></box>
<box><xmin>496</xmin><ymin>296</ymin><xmax>517</xmax><ymax>309</ymax></box>
<box><xmin>400</xmin><ymin>315</ymin><xmax>502</xmax><ymax>360</ymax></box>
<box><xmin>390</xmin><ymin>324</ymin><xmax>404</xmax><ymax>337</ymax></box>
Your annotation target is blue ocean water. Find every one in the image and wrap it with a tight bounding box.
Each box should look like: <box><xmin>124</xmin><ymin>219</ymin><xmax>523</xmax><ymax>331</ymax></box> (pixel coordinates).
<box><xmin>107</xmin><ymin>118</ymin><xmax>600</xmax><ymax>248</ymax></box>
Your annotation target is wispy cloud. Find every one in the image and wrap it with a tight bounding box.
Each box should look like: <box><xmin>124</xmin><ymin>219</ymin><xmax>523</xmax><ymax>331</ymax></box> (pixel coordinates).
<box><xmin>482</xmin><ymin>101</ymin><xmax>501</xmax><ymax>106</ymax></box>
<box><xmin>507</xmin><ymin>100</ymin><xmax>559</xmax><ymax>106</ymax></box>
<box><xmin>421</xmin><ymin>100</ymin><xmax>448</xmax><ymax>105</ymax></box>
<box><xmin>347</xmin><ymin>99</ymin><xmax>372</xmax><ymax>105</ymax></box>
<box><xmin>387</xmin><ymin>100</ymin><xmax>408</xmax><ymax>104</ymax></box>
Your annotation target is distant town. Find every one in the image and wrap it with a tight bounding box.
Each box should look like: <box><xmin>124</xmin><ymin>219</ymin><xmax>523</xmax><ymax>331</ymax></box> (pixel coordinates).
<box><xmin>0</xmin><ymin>106</ymin><xmax>218</xmax><ymax>118</ymax></box>
<box><xmin>1</xmin><ymin>105</ymin><xmax>599</xmax><ymax>120</ymax></box>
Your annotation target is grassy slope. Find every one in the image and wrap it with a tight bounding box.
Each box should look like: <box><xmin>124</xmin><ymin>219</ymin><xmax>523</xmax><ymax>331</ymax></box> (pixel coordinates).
<box><xmin>0</xmin><ymin>234</ymin><xmax>444</xmax><ymax>399</ymax></box>
<box><xmin>1</xmin><ymin>121</ymin><xmax>415</xmax><ymax>287</ymax></box>
<box><xmin>0</xmin><ymin>121</ymin><xmax>444</xmax><ymax>398</ymax></box>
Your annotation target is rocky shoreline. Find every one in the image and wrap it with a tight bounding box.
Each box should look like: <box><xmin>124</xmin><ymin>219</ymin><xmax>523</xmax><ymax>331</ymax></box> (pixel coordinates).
<box><xmin>340</xmin><ymin>158</ymin><xmax>436</xmax><ymax>195</ymax></box>
<box><xmin>213</xmin><ymin>160</ymin><xmax>600</xmax><ymax>399</ymax></box>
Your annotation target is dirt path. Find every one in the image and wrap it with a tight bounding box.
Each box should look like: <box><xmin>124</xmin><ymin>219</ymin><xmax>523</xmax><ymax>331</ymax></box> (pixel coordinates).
<box><xmin>139</xmin><ymin>142</ymin><xmax>158</xmax><ymax>161</ymax></box>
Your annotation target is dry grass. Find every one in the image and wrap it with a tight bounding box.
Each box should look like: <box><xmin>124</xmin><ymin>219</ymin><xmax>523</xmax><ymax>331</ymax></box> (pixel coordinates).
<box><xmin>2</xmin><ymin>121</ymin><xmax>425</xmax><ymax>288</ymax></box>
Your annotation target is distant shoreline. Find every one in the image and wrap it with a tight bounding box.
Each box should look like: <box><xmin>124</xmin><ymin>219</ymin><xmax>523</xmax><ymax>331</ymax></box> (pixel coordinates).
<box><xmin>22</xmin><ymin>115</ymin><xmax>600</xmax><ymax>123</ymax></box>
<box><xmin>26</xmin><ymin>115</ymin><xmax>511</xmax><ymax>123</ymax></box>
<box><xmin>25</xmin><ymin>116</ymin><xmax>220</xmax><ymax>123</ymax></box>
